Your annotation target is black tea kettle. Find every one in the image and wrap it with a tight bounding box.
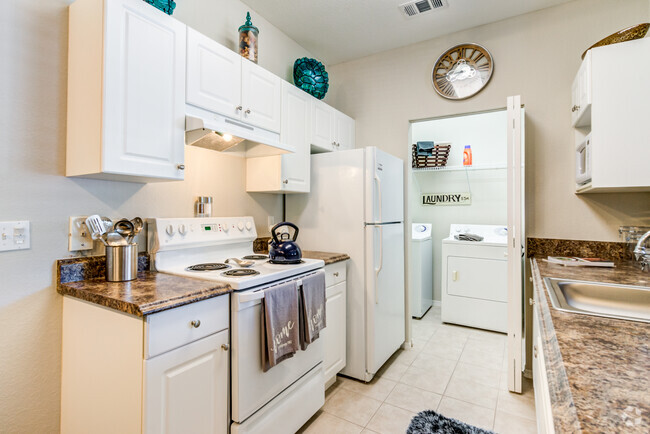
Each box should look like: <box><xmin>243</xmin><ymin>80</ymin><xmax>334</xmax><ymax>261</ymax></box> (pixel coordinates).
<box><xmin>268</xmin><ymin>222</ymin><xmax>302</xmax><ymax>264</ymax></box>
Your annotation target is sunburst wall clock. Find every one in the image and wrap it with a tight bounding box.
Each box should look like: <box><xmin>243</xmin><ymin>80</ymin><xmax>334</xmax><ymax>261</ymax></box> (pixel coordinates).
<box><xmin>431</xmin><ymin>43</ymin><xmax>493</xmax><ymax>100</ymax></box>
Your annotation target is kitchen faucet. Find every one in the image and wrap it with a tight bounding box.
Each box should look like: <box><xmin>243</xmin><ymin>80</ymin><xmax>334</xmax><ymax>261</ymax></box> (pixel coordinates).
<box><xmin>633</xmin><ymin>230</ymin><xmax>650</xmax><ymax>271</ymax></box>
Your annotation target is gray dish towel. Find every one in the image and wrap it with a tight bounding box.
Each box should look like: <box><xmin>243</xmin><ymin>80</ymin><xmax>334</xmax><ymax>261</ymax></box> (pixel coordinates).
<box><xmin>416</xmin><ymin>141</ymin><xmax>436</xmax><ymax>156</ymax></box>
<box><xmin>299</xmin><ymin>271</ymin><xmax>327</xmax><ymax>350</ymax></box>
<box><xmin>454</xmin><ymin>233</ymin><xmax>484</xmax><ymax>242</ymax></box>
<box><xmin>261</xmin><ymin>280</ymin><xmax>300</xmax><ymax>372</ymax></box>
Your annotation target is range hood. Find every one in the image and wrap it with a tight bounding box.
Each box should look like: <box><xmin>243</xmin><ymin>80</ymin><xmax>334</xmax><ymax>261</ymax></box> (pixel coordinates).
<box><xmin>185</xmin><ymin>105</ymin><xmax>294</xmax><ymax>157</ymax></box>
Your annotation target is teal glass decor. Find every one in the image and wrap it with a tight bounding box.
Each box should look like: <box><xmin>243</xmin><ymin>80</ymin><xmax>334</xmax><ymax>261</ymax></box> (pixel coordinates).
<box><xmin>293</xmin><ymin>58</ymin><xmax>329</xmax><ymax>100</ymax></box>
<box><xmin>239</xmin><ymin>12</ymin><xmax>259</xmax><ymax>63</ymax></box>
<box><xmin>143</xmin><ymin>0</ymin><xmax>176</xmax><ymax>15</ymax></box>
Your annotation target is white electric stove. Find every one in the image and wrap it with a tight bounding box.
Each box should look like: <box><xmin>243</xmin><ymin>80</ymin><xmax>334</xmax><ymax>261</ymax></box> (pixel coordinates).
<box><xmin>148</xmin><ymin>217</ymin><xmax>326</xmax><ymax>434</ymax></box>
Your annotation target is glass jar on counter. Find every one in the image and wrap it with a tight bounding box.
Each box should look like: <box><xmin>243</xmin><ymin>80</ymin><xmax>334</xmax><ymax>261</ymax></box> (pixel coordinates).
<box><xmin>195</xmin><ymin>196</ymin><xmax>213</xmax><ymax>218</ymax></box>
<box><xmin>238</xmin><ymin>12</ymin><xmax>259</xmax><ymax>63</ymax></box>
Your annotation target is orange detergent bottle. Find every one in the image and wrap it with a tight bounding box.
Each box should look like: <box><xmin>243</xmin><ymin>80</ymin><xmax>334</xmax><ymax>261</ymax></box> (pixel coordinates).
<box><xmin>463</xmin><ymin>145</ymin><xmax>472</xmax><ymax>166</ymax></box>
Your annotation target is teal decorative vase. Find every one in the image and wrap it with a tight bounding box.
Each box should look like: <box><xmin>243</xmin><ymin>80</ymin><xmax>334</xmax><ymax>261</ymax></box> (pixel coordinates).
<box><xmin>143</xmin><ymin>0</ymin><xmax>176</xmax><ymax>15</ymax></box>
<box><xmin>293</xmin><ymin>58</ymin><xmax>329</xmax><ymax>100</ymax></box>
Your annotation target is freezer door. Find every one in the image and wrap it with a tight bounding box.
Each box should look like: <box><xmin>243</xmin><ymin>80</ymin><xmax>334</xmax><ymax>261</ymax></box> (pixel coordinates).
<box><xmin>365</xmin><ymin>147</ymin><xmax>404</xmax><ymax>224</ymax></box>
<box><xmin>365</xmin><ymin>223</ymin><xmax>405</xmax><ymax>375</ymax></box>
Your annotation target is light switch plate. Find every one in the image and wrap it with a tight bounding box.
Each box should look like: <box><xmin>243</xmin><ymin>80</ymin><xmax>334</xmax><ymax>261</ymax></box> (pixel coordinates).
<box><xmin>0</xmin><ymin>221</ymin><xmax>31</xmax><ymax>252</ymax></box>
<box><xmin>69</xmin><ymin>216</ymin><xmax>93</xmax><ymax>251</ymax></box>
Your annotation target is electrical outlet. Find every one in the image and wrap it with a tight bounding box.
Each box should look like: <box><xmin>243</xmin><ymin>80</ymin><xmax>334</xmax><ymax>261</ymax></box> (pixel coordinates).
<box><xmin>69</xmin><ymin>216</ymin><xmax>93</xmax><ymax>251</ymax></box>
<box><xmin>0</xmin><ymin>221</ymin><xmax>30</xmax><ymax>252</ymax></box>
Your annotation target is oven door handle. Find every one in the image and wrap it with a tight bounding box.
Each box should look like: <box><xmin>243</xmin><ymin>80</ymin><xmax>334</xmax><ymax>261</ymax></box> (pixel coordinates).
<box><xmin>238</xmin><ymin>279</ymin><xmax>303</xmax><ymax>303</ymax></box>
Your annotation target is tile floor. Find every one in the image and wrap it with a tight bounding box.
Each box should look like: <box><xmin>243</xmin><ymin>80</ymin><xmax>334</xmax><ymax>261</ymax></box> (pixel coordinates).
<box><xmin>298</xmin><ymin>306</ymin><xmax>537</xmax><ymax>434</ymax></box>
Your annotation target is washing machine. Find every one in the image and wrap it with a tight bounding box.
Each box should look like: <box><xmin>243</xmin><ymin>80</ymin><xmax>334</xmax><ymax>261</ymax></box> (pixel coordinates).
<box><xmin>411</xmin><ymin>223</ymin><xmax>433</xmax><ymax>319</ymax></box>
<box><xmin>441</xmin><ymin>224</ymin><xmax>508</xmax><ymax>332</ymax></box>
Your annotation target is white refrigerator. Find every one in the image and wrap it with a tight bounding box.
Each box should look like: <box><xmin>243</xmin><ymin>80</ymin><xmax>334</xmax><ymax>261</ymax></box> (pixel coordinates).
<box><xmin>286</xmin><ymin>146</ymin><xmax>405</xmax><ymax>382</ymax></box>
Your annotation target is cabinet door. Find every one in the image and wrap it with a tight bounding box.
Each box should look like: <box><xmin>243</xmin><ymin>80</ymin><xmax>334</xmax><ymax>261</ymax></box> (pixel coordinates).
<box><xmin>144</xmin><ymin>330</ymin><xmax>229</xmax><ymax>434</ymax></box>
<box><xmin>311</xmin><ymin>99</ymin><xmax>335</xmax><ymax>152</ymax></box>
<box><xmin>241</xmin><ymin>60</ymin><xmax>282</xmax><ymax>132</ymax></box>
<box><xmin>103</xmin><ymin>0</ymin><xmax>186</xmax><ymax>180</ymax></box>
<box><xmin>533</xmin><ymin>307</ymin><xmax>555</xmax><ymax>434</ymax></box>
<box><xmin>280</xmin><ymin>82</ymin><xmax>311</xmax><ymax>192</ymax></box>
<box><xmin>323</xmin><ymin>281</ymin><xmax>347</xmax><ymax>383</ymax></box>
<box><xmin>335</xmin><ymin>111</ymin><xmax>355</xmax><ymax>150</ymax></box>
<box><xmin>186</xmin><ymin>27</ymin><xmax>242</xmax><ymax>120</ymax></box>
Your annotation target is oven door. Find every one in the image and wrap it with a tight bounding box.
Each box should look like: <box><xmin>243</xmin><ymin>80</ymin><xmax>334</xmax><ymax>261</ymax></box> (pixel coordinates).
<box><xmin>575</xmin><ymin>134</ymin><xmax>591</xmax><ymax>185</ymax></box>
<box><xmin>231</xmin><ymin>276</ymin><xmax>324</xmax><ymax>424</ymax></box>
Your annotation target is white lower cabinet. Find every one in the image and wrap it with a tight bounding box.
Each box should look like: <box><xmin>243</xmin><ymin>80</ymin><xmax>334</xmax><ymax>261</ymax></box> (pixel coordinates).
<box><xmin>322</xmin><ymin>261</ymin><xmax>347</xmax><ymax>388</ymax></box>
<box><xmin>61</xmin><ymin>295</ymin><xmax>230</xmax><ymax>434</ymax></box>
<box><xmin>144</xmin><ymin>330</ymin><xmax>229</xmax><ymax>434</ymax></box>
<box><xmin>533</xmin><ymin>303</ymin><xmax>555</xmax><ymax>434</ymax></box>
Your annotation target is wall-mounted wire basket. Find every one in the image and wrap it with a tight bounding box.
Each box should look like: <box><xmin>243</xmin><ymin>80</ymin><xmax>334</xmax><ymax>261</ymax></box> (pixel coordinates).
<box><xmin>412</xmin><ymin>143</ymin><xmax>451</xmax><ymax>168</ymax></box>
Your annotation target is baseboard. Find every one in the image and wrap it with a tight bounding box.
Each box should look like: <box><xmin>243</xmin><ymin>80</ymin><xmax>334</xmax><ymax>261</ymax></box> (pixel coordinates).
<box><xmin>432</xmin><ymin>300</ymin><xmax>441</xmax><ymax>307</ymax></box>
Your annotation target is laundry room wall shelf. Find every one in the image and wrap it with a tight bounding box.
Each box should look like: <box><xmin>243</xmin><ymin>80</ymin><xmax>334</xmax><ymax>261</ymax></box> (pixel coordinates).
<box><xmin>412</xmin><ymin>163</ymin><xmax>507</xmax><ymax>172</ymax></box>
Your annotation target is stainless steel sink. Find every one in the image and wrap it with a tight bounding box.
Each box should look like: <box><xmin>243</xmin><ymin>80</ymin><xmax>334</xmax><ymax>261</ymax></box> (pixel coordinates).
<box><xmin>543</xmin><ymin>278</ymin><xmax>650</xmax><ymax>323</ymax></box>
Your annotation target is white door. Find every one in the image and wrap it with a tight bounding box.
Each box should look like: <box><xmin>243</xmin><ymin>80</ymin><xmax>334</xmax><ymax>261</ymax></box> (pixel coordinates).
<box><xmin>143</xmin><ymin>330</ymin><xmax>229</xmax><ymax>434</ymax></box>
<box><xmin>365</xmin><ymin>223</ymin><xmax>405</xmax><ymax>375</ymax></box>
<box><xmin>280</xmin><ymin>81</ymin><xmax>311</xmax><ymax>192</ymax></box>
<box><xmin>323</xmin><ymin>281</ymin><xmax>347</xmax><ymax>382</ymax></box>
<box><xmin>335</xmin><ymin>111</ymin><xmax>355</xmax><ymax>150</ymax></box>
<box><xmin>365</xmin><ymin>147</ymin><xmax>404</xmax><ymax>224</ymax></box>
<box><xmin>311</xmin><ymin>99</ymin><xmax>335</xmax><ymax>152</ymax></box>
<box><xmin>241</xmin><ymin>60</ymin><xmax>282</xmax><ymax>132</ymax></box>
<box><xmin>102</xmin><ymin>0</ymin><xmax>186</xmax><ymax>180</ymax></box>
<box><xmin>507</xmin><ymin>96</ymin><xmax>525</xmax><ymax>393</ymax></box>
<box><xmin>186</xmin><ymin>27</ymin><xmax>242</xmax><ymax>120</ymax></box>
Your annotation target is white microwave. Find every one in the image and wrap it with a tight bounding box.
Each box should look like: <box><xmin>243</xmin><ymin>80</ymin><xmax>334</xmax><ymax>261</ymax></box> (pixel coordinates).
<box><xmin>576</xmin><ymin>134</ymin><xmax>591</xmax><ymax>185</ymax></box>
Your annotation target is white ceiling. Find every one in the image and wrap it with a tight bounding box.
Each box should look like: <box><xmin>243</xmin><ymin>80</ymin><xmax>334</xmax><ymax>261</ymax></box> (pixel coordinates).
<box><xmin>241</xmin><ymin>0</ymin><xmax>574</xmax><ymax>65</ymax></box>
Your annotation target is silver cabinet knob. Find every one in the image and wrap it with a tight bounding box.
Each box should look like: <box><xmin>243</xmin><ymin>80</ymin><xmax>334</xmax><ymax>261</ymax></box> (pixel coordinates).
<box><xmin>282</xmin><ymin>179</ymin><xmax>289</xmax><ymax>184</ymax></box>
<box><xmin>245</xmin><ymin>109</ymin><xmax>251</xmax><ymax>115</ymax></box>
<box><xmin>331</xmin><ymin>141</ymin><xmax>336</xmax><ymax>146</ymax></box>
<box><xmin>533</xmin><ymin>345</ymin><xmax>538</xmax><ymax>359</ymax></box>
<box><xmin>177</xmin><ymin>164</ymin><xmax>185</xmax><ymax>170</ymax></box>
<box><xmin>571</xmin><ymin>105</ymin><xmax>580</xmax><ymax>112</ymax></box>
<box><xmin>529</xmin><ymin>298</ymin><xmax>535</xmax><ymax>306</ymax></box>
<box><xmin>333</xmin><ymin>272</ymin><xmax>339</xmax><ymax>277</ymax></box>
<box><xmin>236</xmin><ymin>105</ymin><xmax>243</xmax><ymax>111</ymax></box>
<box><xmin>221</xmin><ymin>344</ymin><xmax>229</xmax><ymax>351</ymax></box>
<box><xmin>336</xmin><ymin>142</ymin><xmax>341</xmax><ymax>148</ymax></box>
<box><xmin>190</xmin><ymin>320</ymin><xmax>201</xmax><ymax>328</ymax></box>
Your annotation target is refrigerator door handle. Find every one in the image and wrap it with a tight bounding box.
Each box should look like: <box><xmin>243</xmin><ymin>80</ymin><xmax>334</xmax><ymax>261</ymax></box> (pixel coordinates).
<box><xmin>374</xmin><ymin>173</ymin><xmax>382</xmax><ymax>223</ymax></box>
<box><xmin>375</xmin><ymin>225</ymin><xmax>383</xmax><ymax>304</ymax></box>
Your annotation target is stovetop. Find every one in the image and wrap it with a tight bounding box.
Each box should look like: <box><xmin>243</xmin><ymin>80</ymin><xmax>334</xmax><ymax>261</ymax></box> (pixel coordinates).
<box><xmin>148</xmin><ymin>217</ymin><xmax>324</xmax><ymax>290</ymax></box>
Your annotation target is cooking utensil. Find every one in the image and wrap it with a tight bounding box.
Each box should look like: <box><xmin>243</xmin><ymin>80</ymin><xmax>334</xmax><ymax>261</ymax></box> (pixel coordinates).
<box><xmin>106</xmin><ymin>231</ymin><xmax>128</xmax><ymax>247</ymax></box>
<box><xmin>225</xmin><ymin>258</ymin><xmax>255</xmax><ymax>267</ymax></box>
<box><xmin>113</xmin><ymin>219</ymin><xmax>135</xmax><ymax>242</ymax></box>
<box><xmin>100</xmin><ymin>216</ymin><xmax>113</xmax><ymax>232</ymax></box>
<box><xmin>268</xmin><ymin>222</ymin><xmax>302</xmax><ymax>264</ymax></box>
<box><xmin>85</xmin><ymin>215</ymin><xmax>107</xmax><ymax>245</ymax></box>
<box><xmin>129</xmin><ymin>217</ymin><xmax>143</xmax><ymax>244</ymax></box>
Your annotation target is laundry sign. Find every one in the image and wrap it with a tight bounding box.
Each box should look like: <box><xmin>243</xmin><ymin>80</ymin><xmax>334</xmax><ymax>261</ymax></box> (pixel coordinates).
<box><xmin>422</xmin><ymin>192</ymin><xmax>471</xmax><ymax>206</ymax></box>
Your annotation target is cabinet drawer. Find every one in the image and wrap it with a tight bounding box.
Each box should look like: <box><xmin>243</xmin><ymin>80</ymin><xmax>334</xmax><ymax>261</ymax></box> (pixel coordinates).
<box><xmin>145</xmin><ymin>295</ymin><xmax>229</xmax><ymax>359</ymax></box>
<box><xmin>324</xmin><ymin>261</ymin><xmax>346</xmax><ymax>288</ymax></box>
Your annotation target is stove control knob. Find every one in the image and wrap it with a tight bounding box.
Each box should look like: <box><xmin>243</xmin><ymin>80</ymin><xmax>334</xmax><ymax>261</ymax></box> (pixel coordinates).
<box><xmin>166</xmin><ymin>225</ymin><xmax>175</xmax><ymax>236</ymax></box>
<box><xmin>178</xmin><ymin>224</ymin><xmax>187</xmax><ymax>236</ymax></box>
<box><xmin>245</xmin><ymin>221</ymin><xmax>253</xmax><ymax>231</ymax></box>
<box><xmin>222</xmin><ymin>224</ymin><xmax>229</xmax><ymax>233</ymax></box>
<box><xmin>237</xmin><ymin>221</ymin><xmax>245</xmax><ymax>231</ymax></box>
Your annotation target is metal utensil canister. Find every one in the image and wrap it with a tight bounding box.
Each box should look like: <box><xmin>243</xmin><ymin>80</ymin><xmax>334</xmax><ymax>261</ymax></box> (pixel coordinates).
<box><xmin>105</xmin><ymin>244</ymin><xmax>137</xmax><ymax>282</ymax></box>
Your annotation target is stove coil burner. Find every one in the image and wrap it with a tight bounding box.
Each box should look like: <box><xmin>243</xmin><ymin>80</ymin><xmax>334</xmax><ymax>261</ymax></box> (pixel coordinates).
<box><xmin>186</xmin><ymin>263</ymin><xmax>230</xmax><ymax>272</ymax></box>
<box><xmin>242</xmin><ymin>255</ymin><xmax>269</xmax><ymax>260</ymax></box>
<box><xmin>222</xmin><ymin>269</ymin><xmax>260</xmax><ymax>277</ymax></box>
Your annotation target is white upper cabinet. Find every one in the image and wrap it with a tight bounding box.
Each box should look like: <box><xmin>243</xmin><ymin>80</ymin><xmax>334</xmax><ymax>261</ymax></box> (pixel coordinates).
<box><xmin>311</xmin><ymin>99</ymin><xmax>336</xmax><ymax>152</ymax></box>
<box><xmin>335</xmin><ymin>111</ymin><xmax>356</xmax><ymax>150</ymax></box>
<box><xmin>241</xmin><ymin>60</ymin><xmax>282</xmax><ymax>132</ymax></box>
<box><xmin>246</xmin><ymin>81</ymin><xmax>310</xmax><ymax>193</ymax></box>
<box><xmin>186</xmin><ymin>28</ymin><xmax>281</xmax><ymax>133</ymax></box>
<box><xmin>571</xmin><ymin>51</ymin><xmax>591</xmax><ymax>128</ymax></box>
<box><xmin>186</xmin><ymin>28</ymin><xmax>242</xmax><ymax>119</ymax></box>
<box><xmin>67</xmin><ymin>0</ymin><xmax>186</xmax><ymax>183</ymax></box>
<box><xmin>310</xmin><ymin>99</ymin><xmax>355</xmax><ymax>153</ymax></box>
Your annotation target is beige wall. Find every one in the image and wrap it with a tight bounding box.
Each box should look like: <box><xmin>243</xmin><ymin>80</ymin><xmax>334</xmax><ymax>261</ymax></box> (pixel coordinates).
<box><xmin>326</xmin><ymin>0</ymin><xmax>650</xmax><ymax>242</ymax></box>
<box><xmin>0</xmin><ymin>0</ymin><xmax>310</xmax><ymax>431</ymax></box>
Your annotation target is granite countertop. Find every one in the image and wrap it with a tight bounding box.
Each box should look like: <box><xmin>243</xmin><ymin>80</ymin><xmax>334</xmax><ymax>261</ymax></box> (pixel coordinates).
<box><xmin>57</xmin><ymin>256</ymin><xmax>231</xmax><ymax>316</ymax></box>
<box><xmin>302</xmin><ymin>250</ymin><xmax>350</xmax><ymax>265</ymax></box>
<box><xmin>531</xmin><ymin>258</ymin><xmax>649</xmax><ymax>433</ymax></box>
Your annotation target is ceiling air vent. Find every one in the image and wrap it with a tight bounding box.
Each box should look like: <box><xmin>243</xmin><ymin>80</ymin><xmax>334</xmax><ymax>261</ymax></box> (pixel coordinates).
<box><xmin>399</xmin><ymin>0</ymin><xmax>448</xmax><ymax>18</ymax></box>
